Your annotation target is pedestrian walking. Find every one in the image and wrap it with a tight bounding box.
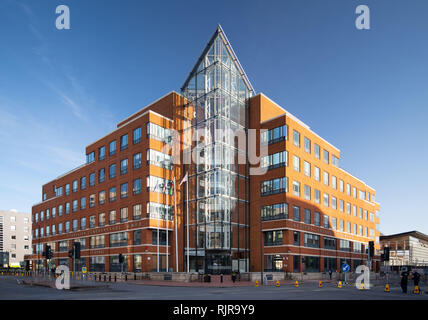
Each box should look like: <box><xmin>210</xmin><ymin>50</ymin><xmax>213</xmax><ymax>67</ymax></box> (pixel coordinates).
<box><xmin>400</xmin><ymin>268</ymin><xmax>409</xmax><ymax>293</ymax></box>
<box><xmin>328</xmin><ymin>269</ymin><xmax>333</xmax><ymax>280</ymax></box>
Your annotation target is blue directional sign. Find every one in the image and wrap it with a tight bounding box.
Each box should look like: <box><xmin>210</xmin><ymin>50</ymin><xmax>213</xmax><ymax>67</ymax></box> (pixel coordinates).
<box><xmin>342</xmin><ymin>263</ymin><xmax>350</xmax><ymax>272</ymax></box>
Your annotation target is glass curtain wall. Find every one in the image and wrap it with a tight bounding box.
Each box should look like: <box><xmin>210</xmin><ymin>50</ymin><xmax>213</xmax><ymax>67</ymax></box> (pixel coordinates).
<box><xmin>181</xmin><ymin>26</ymin><xmax>254</xmax><ymax>274</ymax></box>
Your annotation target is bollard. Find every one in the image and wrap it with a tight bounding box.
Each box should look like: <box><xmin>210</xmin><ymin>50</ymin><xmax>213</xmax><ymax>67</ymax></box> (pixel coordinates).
<box><xmin>255</xmin><ymin>280</ymin><xmax>259</xmax><ymax>287</ymax></box>
<box><xmin>221</xmin><ymin>274</ymin><xmax>223</xmax><ymax>283</ymax></box>
<box><xmin>295</xmin><ymin>280</ymin><xmax>299</xmax><ymax>287</ymax></box>
<box><xmin>319</xmin><ymin>281</ymin><xmax>323</xmax><ymax>288</ymax></box>
<box><xmin>109</xmin><ymin>275</ymin><xmax>111</xmax><ymax>282</ymax></box>
<box><xmin>125</xmin><ymin>274</ymin><xmax>127</xmax><ymax>281</ymax></box>
<box><xmin>134</xmin><ymin>273</ymin><xmax>136</xmax><ymax>281</ymax></box>
<box><xmin>338</xmin><ymin>281</ymin><xmax>342</xmax><ymax>288</ymax></box>
<box><xmin>276</xmin><ymin>280</ymin><xmax>280</xmax><ymax>287</ymax></box>
<box><xmin>413</xmin><ymin>286</ymin><xmax>420</xmax><ymax>294</ymax></box>
<box><xmin>115</xmin><ymin>274</ymin><xmax>117</xmax><ymax>282</ymax></box>
<box><xmin>104</xmin><ymin>275</ymin><xmax>106</xmax><ymax>282</ymax></box>
<box><xmin>384</xmin><ymin>284</ymin><xmax>390</xmax><ymax>292</ymax></box>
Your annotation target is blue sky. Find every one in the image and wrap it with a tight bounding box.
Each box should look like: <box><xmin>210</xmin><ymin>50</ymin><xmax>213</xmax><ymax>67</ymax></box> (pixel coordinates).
<box><xmin>0</xmin><ymin>0</ymin><xmax>427</xmax><ymax>235</ymax></box>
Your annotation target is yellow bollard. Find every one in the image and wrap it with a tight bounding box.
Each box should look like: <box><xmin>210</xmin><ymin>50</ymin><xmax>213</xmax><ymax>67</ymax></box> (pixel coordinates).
<box><xmin>413</xmin><ymin>286</ymin><xmax>420</xmax><ymax>294</ymax></box>
<box><xmin>360</xmin><ymin>282</ymin><xmax>365</xmax><ymax>290</ymax></box>
<box><xmin>276</xmin><ymin>280</ymin><xmax>280</xmax><ymax>287</ymax></box>
<box><xmin>338</xmin><ymin>281</ymin><xmax>342</xmax><ymax>288</ymax></box>
<box><xmin>255</xmin><ymin>280</ymin><xmax>259</xmax><ymax>287</ymax></box>
<box><xmin>319</xmin><ymin>281</ymin><xmax>323</xmax><ymax>288</ymax></box>
<box><xmin>295</xmin><ymin>280</ymin><xmax>299</xmax><ymax>287</ymax></box>
<box><xmin>384</xmin><ymin>284</ymin><xmax>390</xmax><ymax>292</ymax></box>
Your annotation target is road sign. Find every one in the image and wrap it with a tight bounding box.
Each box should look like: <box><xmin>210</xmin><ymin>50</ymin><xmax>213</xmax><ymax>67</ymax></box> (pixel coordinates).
<box><xmin>342</xmin><ymin>263</ymin><xmax>350</xmax><ymax>273</ymax></box>
<box><xmin>82</xmin><ymin>267</ymin><xmax>87</xmax><ymax>274</ymax></box>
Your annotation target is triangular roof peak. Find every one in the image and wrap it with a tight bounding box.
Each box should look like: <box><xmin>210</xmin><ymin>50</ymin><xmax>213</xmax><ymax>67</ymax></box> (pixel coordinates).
<box><xmin>181</xmin><ymin>25</ymin><xmax>255</xmax><ymax>95</ymax></box>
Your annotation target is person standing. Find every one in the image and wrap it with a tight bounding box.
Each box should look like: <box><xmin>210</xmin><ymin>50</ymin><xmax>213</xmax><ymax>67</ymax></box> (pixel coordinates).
<box><xmin>400</xmin><ymin>268</ymin><xmax>409</xmax><ymax>293</ymax></box>
<box><xmin>412</xmin><ymin>270</ymin><xmax>421</xmax><ymax>288</ymax></box>
<box><xmin>328</xmin><ymin>269</ymin><xmax>333</xmax><ymax>280</ymax></box>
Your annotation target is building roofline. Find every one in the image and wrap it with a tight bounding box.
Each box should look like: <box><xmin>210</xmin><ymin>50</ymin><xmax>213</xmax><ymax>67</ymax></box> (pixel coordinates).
<box><xmin>257</xmin><ymin>93</ymin><xmax>340</xmax><ymax>153</ymax></box>
<box><xmin>380</xmin><ymin>231</ymin><xmax>428</xmax><ymax>242</ymax></box>
<box><xmin>181</xmin><ymin>25</ymin><xmax>255</xmax><ymax>96</ymax></box>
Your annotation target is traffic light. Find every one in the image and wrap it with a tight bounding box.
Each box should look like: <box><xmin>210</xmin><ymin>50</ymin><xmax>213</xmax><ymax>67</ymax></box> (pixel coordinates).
<box><xmin>384</xmin><ymin>247</ymin><xmax>390</xmax><ymax>261</ymax></box>
<box><xmin>44</xmin><ymin>244</ymin><xmax>51</xmax><ymax>259</ymax></box>
<box><xmin>119</xmin><ymin>253</ymin><xmax>124</xmax><ymax>264</ymax></box>
<box><xmin>68</xmin><ymin>249</ymin><xmax>74</xmax><ymax>258</ymax></box>
<box><xmin>45</xmin><ymin>244</ymin><xmax>53</xmax><ymax>259</ymax></box>
<box><xmin>301</xmin><ymin>257</ymin><xmax>305</xmax><ymax>264</ymax></box>
<box><xmin>368</xmin><ymin>241</ymin><xmax>374</xmax><ymax>258</ymax></box>
<box><xmin>73</xmin><ymin>242</ymin><xmax>81</xmax><ymax>259</ymax></box>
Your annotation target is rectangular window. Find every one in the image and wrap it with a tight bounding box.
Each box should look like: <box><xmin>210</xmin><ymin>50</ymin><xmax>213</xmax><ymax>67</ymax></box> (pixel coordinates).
<box><xmin>304</xmin><ymin>209</ymin><xmax>311</xmax><ymax>224</ymax></box>
<box><xmin>332</xmin><ymin>197</ymin><xmax>337</xmax><ymax>210</ymax></box>
<box><xmin>109</xmin><ymin>187</ymin><xmax>117</xmax><ymax>202</ymax></box>
<box><xmin>99</xmin><ymin>168</ymin><xmax>105</xmax><ymax>183</ymax></box>
<box><xmin>79</xmin><ymin>198</ymin><xmax>85</xmax><ymax>210</ymax></box>
<box><xmin>332</xmin><ymin>155</ymin><xmax>339</xmax><ymax>167</ymax></box>
<box><xmin>293</xmin><ymin>206</ymin><xmax>300</xmax><ymax>222</ymax></box>
<box><xmin>346</xmin><ymin>183</ymin><xmax>351</xmax><ymax>195</ymax></box>
<box><xmin>304</xmin><ymin>185</ymin><xmax>311</xmax><ymax>200</ymax></box>
<box><xmin>120</xmin><ymin>134</ymin><xmax>128</xmax><ymax>150</ymax></box>
<box><xmin>304</xmin><ymin>137</ymin><xmax>311</xmax><ymax>153</ymax></box>
<box><xmin>99</xmin><ymin>213</ymin><xmax>105</xmax><ymax>227</ymax></box>
<box><xmin>261</xmin><ymin>203</ymin><xmax>289</xmax><ymax>221</ymax></box>
<box><xmin>314</xmin><ymin>189</ymin><xmax>321</xmax><ymax>204</ymax></box>
<box><xmin>323</xmin><ymin>150</ymin><xmax>329</xmax><ymax>164</ymax></box>
<box><xmin>72</xmin><ymin>200</ymin><xmax>78</xmax><ymax>212</ymax></box>
<box><xmin>89</xmin><ymin>215</ymin><xmax>96</xmax><ymax>228</ymax></box>
<box><xmin>147</xmin><ymin>202</ymin><xmax>173</xmax><ymax>220</ymax></box>
<box><xmin>292</xmin><ymin>155</ymin><xmax>300</xmax><ymax>172</ymax></box>
<box><xmin>314</xmin><ymin>144</ymin><xmax>320</xmax><ymax>159</ymax></box>
<box><xmin>109</xmin><ymin>210</ymin><xmax>116</xmax><ymax>225</ymax></box>
<box><xmin>313</xmin><ymin>212</ymin><xmax>320</xmax><ymax>226</ymax></box>
<box><xmin>323</xmin><ymin>193</ymin><xmax>329</xmax><ymax>207</ymax></box>
<box><xmin>324</xmin><ymin>215</ymin><xmax>329</xmax><ymax>228</ymax></box>
<box><xmin>293</xmin><ymin>130</ymin><xmax>300</xmax><ymax>147</ymax></box>
<box><xmin>323</xmin><ymin>171</ymin><xmax>329</xmax><ymax>186</ymax></box>
<box><xmin>134</xmin><ymin>230</ymin><xmax>142</xmax><ymax>245</ymax></box>
<box><xmin>314</xmin><ymin>167</ymin><xmax>320</xmax><ymax>181</ymax></box>
<box><xmin>293</xmin><ymin>231</ymin><xmax>300</xmax><ymax>246</ymax></box>
<box><xmin>86</xmin><ymin>152</ymin><xmax>95</xmax><ymax>164</ymax></box>
<box><xmin>261</xmin><ymin>125</ymin><xmax>288</xmax><ymax>145</ymax></box>
<box><xmin>99</xmin><ymin>190</ymin><xmax>106</xmax><ymax>205</ymax></box>
<box><xmin>332</xmin><ymin>176</ymin><xmax>337</xmax><ymax>189</ymax></box>
<box><xmin>324</xmin><ymin>237</ymin><xmax>336</xmax><ymax>250</ymax></box>
<box><xmin>147</xmin><ymin>122</ymin><xmax>173</xmax><ymax>143</ymax></box>
<box><xmin>109</xmin><ymin>140</ymin><xmax>116</xmax><ymax>156</ymax></box>
<box><xmin>292</xmin><ymin>180</ymin><xmax>300</xmax><ymax>197</ymax></box>
<box><xmin>120</xmin><ymin>183</ymin><xmax>128</xmax><ymax>198</ymax></box>
<box><xmin>332</xmin><ymin>217</ymin><xmax>337</xmax><ymax>230</ymax></box>
<box><xmin>261</xmin><ymin>177</ymin><xmax>287</xmax><ymax>196</ymax></box>
<box><xmin>120</xmin><ymin>207</ymin><xmax>128</xmax><ymax>222</ymax></box>
<box><xmin>99</xmin><ymin>146</ymin><xmax>105</xmax><ymax>160</ymax></box>
<box><xmin>81</xmin><ymin>217</ymin><xmax>86</xmax><ymax>230</ymax></box>
<box><xmin>81</xmin><ymin>177</ymin><xmax>86</xmax><ymax>190</ymax></box>
<box><xmin>339</xmin><ymin>200</ymin><xmax>344</xmax><ymax>212</ymax></box>
<box><xmin>72</xmin><ymin>219</ymin><xmax>78</xmax><ymax>231</ymax></box>
<box><xmin>133</xmin><ymin>204</ymin><xmax>142</xmax><ymax>220</ymax></box>
<box><xmin>133</xmin><ymin>178</ymin><xmax>142</xmax><ymax>195</ymax></box>
<box><xmin>89</xmin><ymin>194</ymin><xmax>96</xmax><ymax>208</ymax></box>
<box><xmin>339</xmin><ymin>180</ymin><xmax>344</xmax><ymax>193</ymax></box>
<box><xmin>109</xmin><ymin>164</ymin><xmax>116</xmax><ymax>179</ymax></box>
<box><xmin>304</xmin><ymin>161</ymin><xmax>311</xmax><ymax>177</ymax></box>
<box><xmin>261</xmin><ymin>151</ymin><xmax>287</xmax><ymax>170</ymax></box>
<box><xmin>133</xmin><ymin>127</ymin><xmax>142</xmax><ymax>144</ymax></box>
<box><xmin>72</xmin><ymin>180</ymin><xmax>78</xmax><ymax>193</ymax></box>
<box><xmin>120</xmin><ymin>158</ymin><xmax>128</xmax><ymax>175</ymax></box>
<box><xmin>133</xmin><ymin>153</ymin><xmax>142</xmax><ymax>170</ymax></box>
<box><xmin>264</xmin><ymin>230</ymin><xmax>283</xmax><ymax>246</ymax></box>
<box><xmin>340</xmin><ymin>239</ymin><xmax>350</xmax><ymax>252</ymax></box>
<box><xmin>304</xmin><ymin>233</ymin><xmax>320</xmax><ymax>248</ymax></box>
<box><xmin>147</xmin><ymin>149</ymin><xmax>172</xmax><ymax>170</ymax></box>
<box><xmin>89</xmin><ymin>173</ymin><xmax>95</xmax><ymax>186</ymax></box>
